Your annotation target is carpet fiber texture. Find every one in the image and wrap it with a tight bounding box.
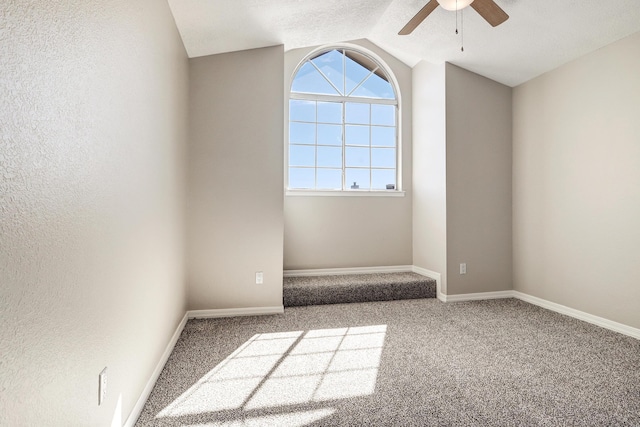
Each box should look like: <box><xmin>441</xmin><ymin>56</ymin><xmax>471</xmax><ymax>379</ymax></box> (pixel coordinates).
<box><xmin>135</xmin><ymin>298</ymin><xmax>640</xmax><ymax>426</ymax></box>
<box><xmin>283</xmin><ymin>272</ymin><xmax>436</xmax><ymax>307</ymax></box>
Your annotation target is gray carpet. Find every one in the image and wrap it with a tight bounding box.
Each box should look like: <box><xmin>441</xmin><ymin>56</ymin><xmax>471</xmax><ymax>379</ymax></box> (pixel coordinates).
<box><xmin>283</xmin><ymin>272</ymin><xmax>436</xmax><ymax>307</ymax></box>
<box><xmin>135</xmin><ymin>298</ymin><xmax>640</xmax><ymax>426</ymax></box>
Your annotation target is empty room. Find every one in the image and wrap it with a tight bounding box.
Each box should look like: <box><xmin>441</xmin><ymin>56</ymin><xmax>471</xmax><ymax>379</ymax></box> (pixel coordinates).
<box><xmin>2</xmin><ymin>0</ymin><xmax>640</xmax><ymax>426</ymax></box>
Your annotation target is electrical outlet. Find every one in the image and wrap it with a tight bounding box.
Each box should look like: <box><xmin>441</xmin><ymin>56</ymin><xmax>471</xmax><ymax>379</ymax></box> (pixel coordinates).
<box><xmin>255</xmin><ymin>271</ymin><xmax>264</xmax><ymax>284</ymax></box>
<box><xmin>98</xmin><ymin>368</ymin><xmax>107</xmax><ymax>406</ymax></box>
<box><xmin>460</xmin><ymin>263</ymin><xmax>467</xmax><ymax>275</ymax></box>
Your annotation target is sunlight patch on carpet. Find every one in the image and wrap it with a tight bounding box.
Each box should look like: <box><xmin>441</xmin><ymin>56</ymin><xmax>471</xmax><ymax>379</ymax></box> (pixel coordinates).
<box><xmin>182</xmin><ymin>408</ymin><xmax>335</xmax><ymax>426</ymax></box>
<box><xmin>157</xmin><ymin>325</ymin><xmax>386</xmax><ymax>420</ymax></box>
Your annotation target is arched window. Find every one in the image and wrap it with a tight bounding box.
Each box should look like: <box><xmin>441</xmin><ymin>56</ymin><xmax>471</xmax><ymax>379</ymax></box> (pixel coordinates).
<box><xmin>288</xmin><ymin>48</ymin><xmax>399</xmax><ymax>192</ymax></box>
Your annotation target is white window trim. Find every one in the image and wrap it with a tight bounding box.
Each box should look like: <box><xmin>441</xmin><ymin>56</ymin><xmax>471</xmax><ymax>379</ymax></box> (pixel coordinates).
<box><xmin>285</xmin><ymin>44</ymin><xmax>403</xmax><ymax>196</ymax></box>
<box><xmin>290</xmin><ymin>93</ymin><xmax>398</xmax><ymax>105</ymax></box>
<box><xmin>286</xmin><ymin>189</ymin><xmax>406</xmax><ymax>197</ymax></box>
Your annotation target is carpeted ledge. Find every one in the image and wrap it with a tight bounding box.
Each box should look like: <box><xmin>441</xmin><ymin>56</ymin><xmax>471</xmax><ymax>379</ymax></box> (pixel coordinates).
<box><xmin>135</xmin><ymin>298</ymin><xmax>640</xmax><ymax>426</ymax></box>
<box><xmin>283</xmin><ymin>272</ymin><xmax>436</xmax><ymax>307</ymax></box>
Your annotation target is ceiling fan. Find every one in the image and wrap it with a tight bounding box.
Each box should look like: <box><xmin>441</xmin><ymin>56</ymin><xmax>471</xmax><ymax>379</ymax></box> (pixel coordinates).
<box><xmin>399</xmin><ymin>0</ymin><xmax>509</xmax><ymax>35</ymax></box>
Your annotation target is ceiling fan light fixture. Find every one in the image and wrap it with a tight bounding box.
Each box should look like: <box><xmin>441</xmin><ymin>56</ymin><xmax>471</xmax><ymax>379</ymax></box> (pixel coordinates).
<box><xmin>436</xmin><ymin>0</ymin><xmax>474</xmax><ymax>11</ymax></box>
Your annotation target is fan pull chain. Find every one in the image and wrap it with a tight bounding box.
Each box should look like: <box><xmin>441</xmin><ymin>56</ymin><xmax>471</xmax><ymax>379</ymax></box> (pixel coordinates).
<box><xmin>461</xmin><ymin>7</ymin><xmax>464</xmax><ymax>52</ymax></box>
<box><xmin>455</xmin><ymin>0</ymin><xmax>459</xmax><ymax>34</ymax></box>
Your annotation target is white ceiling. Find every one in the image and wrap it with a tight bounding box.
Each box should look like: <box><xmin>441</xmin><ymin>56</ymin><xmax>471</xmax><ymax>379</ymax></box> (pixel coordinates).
<box><xmin>167</xmin><ymin>0</ymin><xmax>640</xmax><ymax>87</ymax></box>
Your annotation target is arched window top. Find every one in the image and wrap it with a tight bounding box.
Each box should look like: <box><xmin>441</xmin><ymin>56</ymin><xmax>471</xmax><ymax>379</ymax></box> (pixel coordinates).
<box><xmin>291</xmin><ymin>48</ymin><xmax>396</xmax><ymax>101</ymax></box>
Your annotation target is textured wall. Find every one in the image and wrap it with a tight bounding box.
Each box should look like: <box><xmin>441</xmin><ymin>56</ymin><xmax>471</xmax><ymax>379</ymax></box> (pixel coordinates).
<box><xmin>0</xmin><ymin>1</ymin><xmax>188</xmax><ymax>425</ymax></box>
<box><xmin>412</xmin><ymin>63</ymin><xmax>511</xmax><ymax>296</ymax></box>
<box><xmin>412</xmin><ymin>61</ymin><xmax>448</xmax><ymax>292</ymax></box>
<box><xmin>187</xmin><ymin>46</ymin><xmax>284</xmax><ymax>310</ymax></box>
<box><xmin>513</xmin><ymin>32</ymin><xmax>640</xmax><ymax>329</ymax></box>
<box><xmin>445</xmin><ymin>64</ymin><xmax>513</xmax><ymax>295</ymax></box>
<box><xmin>283</xmin><ymin>39</ymin><xmax>413</xmax><ymax>270</ymax></box>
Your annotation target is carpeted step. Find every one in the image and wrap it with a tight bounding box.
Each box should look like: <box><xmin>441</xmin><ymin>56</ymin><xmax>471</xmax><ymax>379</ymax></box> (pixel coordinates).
<box><xmin>283</xmin><ymin>272</ymin><xmax>436</xmax><ymax>307</ymax></box>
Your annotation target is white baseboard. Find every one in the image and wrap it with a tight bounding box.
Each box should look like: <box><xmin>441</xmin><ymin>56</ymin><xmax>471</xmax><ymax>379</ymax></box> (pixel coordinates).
<box><xmin>513</xmin><ymin>291</ymin><xmax>640</xmax><ymax>340</ymax></box>
<box><xmin>411</xmin><ymin>266</ymin><xmax>445</xmax><ymax>302</ymax></box>
<box><xmin>124</xmin><ymin>312</ymin><xmax>188</xmax><ymax>427</ymax></box>
<box><xmin>123</xmin><ymin>305</ymin><xmax>283</xmax><ymax>425</ymax></box>
<box><xmin>187</xmin><ymin>306</ymin><xmax>284</xmax><ymax>319</ymax></box>
<box><xmin>288</xmin><ymin>265</ymin><xmax>640</xmax><ymax>341</ymax></box>
<box><xmin>443</xmin><ymin>290</ymin><xmax>515</xmax><ymax>303</ymax></box>
<box><xmin>123</xmin><ymin>285</ymin><xmax>640</xmax><ymax>427</ymax></box>
<box><xmin>284</xmin><ymin>265</ymin><xmax>413</xmax><ymax>277</ymax></box>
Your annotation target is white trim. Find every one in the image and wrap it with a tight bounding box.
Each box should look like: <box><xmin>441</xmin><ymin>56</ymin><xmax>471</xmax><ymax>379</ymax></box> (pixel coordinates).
<box><xmin>290</xmin><ymin>92</ymin><xmax>398</xmax><ymax>105</ymax></box>
<box><xmin>285</xmin><ymin>265</ymin><xmax>639</xmax><ymax>341</ymax></box>
<box><xmin>124</xmin><ymin>313</ymin><xmax>188</xmax><ymax>427</ymax></box>
<box><xmin>284</xmin><ymin>265</ymin><xmax>413</xmax><ymax>277</ymax></box>
<box><xmin>187</xmin><ymin>306</ymin><xmax>284</xmax><ymax>319</ymax></box>
<box><xmin>411</xmin><ymin>266</ymin><xmax>445</xmax><ymax>302</ymax></box>
<box><xmin>512</xmin><ymin>291</ymin><xmax>640</xmax><ymax>341</ymax></box>
<box><xmin>444</xmin><ymin>290</ymin><xmax>515</xmax><ymax>303</ymax></box>
<box><xmin>288</xmin><ymin>43</ymin><xmax>401</xmax><ymax>105</ymax></box>
<box><xmin>286</xmin><ymin>190</ymin><xmax>405</xmax><ymax>197</ymax></box>
<box><xmin>286</xmin><ymin>43</ymin><xmax>404</xmax><ymax>194</ymax></box>
<box><xmin>124</xmin><ymin>306</ymin><xmax>284</xmax><ymax>424</ymax></box>
<box><xmin>438</xmin><ymin>289</ymin><xmax>640</xmax><ymax>340</ymax></box>
<box><xmin>124</xmin><ymin>283</ymin><xmax>640</xmax><ymax>426</ymax></box>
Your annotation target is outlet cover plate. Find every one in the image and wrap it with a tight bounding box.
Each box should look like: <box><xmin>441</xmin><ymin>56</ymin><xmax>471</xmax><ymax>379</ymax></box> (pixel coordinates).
<box><xmin>98</xmin><ymin>367</ymin><xmax>107</xmax><ymax>405</ymax></box>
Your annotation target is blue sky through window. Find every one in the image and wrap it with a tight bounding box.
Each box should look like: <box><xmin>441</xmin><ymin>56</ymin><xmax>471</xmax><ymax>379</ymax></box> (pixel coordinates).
<box><xmin>289</xmin><ymin>49</ymin><xmax>397</xmax><ymax>191</ymax></box>
<box><xmin>291</xmin><ymin>62</ymin><xmax>339</xmax><ymax>95</ymax></box>
<box><xmin>351</xmin><ymin>73</ymin><xmax>395</xmax><ymax>99</ymax></box>
<box><xmin>312</xmin><ymin>50</ymin><xmax>345</xmax><ymax>95</ymax></box>
<box><xmin>293</xmin><ymin>50</ymin><xmax>395</xmax><ymax>99</ymax></box>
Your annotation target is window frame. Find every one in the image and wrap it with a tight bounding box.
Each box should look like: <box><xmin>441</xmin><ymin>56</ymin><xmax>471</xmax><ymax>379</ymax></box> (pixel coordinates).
<box><xmin>286</xmin><ymin>45</ymin><xmax>403</xmax><ymax>196</ymax></box>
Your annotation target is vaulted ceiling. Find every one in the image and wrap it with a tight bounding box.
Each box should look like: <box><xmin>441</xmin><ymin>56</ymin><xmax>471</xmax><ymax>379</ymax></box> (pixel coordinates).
<box><xmin>167</xmin><ymin>0</ymin><xmax>640</xmax><ymax>87</ymax></box>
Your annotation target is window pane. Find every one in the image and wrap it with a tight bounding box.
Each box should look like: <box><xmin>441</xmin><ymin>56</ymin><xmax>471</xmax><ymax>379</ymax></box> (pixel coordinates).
<box><xmin>372</xmin><ymin>169</ymin><xmax>396</xmax><ymax>190</ymax></box>
<box><xmin>290</xmin><ymin>145</ymin><xmax>315</xmax><ymax>167</ymax></box>
<box><xmin>290</xmin><ymin>100</ymin><xmax>316</xmax><ymax>122</ymax></box>
<box><xmin>345</xmin><ymin>125</ymin><xmax>369</xmax><ymax>146</ymax></box>
<box><xmin>289</xmin><ymin>168</ymin><xmax>315</xmax><ymax>189</ymax></box>
<box><xmin>290</xmin><ymin>122</ymin><xmax>315</xmax><ymax>145</ymax></box>
<box><xmin>291</xmin><ymin>62</ymin><xmax>340</xmax><ymax>95</ymax></box>
<box><xmin>317</xmin><ymin>146</ymin><xmax>342</xmax><ymax>168</ymax></box>
<box><xmin>345</xmin><ymin>54</ymin><xmax>373</xmax><ymax>95</ymax></box>
<box><xmin>346</xmin><ymin>147</ymin><xmax>370</xmax><ymax>167</ymax></box>
<box><xmin>318</xmin><ymin>124</ymin><xmax>342</xmax><ymax>146</ymax></box>
<box><xmin>346</xmin><ymin>168</ymin><xmax>370</xmax><ymax>190</ymax></box>
<box><xmin>290</xmin><ymin>48</ymin><xmax>400</xmax><ymax>193</ymax></box>
<box><xmin>351</xmin><ymin>73</ymin><xmax>395</xmax><ymax>99</ymax></box>
<box><xmin>317</xmin><ymin>169</ymin><xmax>342</xmax><ymax>189</ymax></box>
<box><xmin>371</xmin><ymin>126</ymin><xmax>395</xmax><ymax>147</ymax></box>
<box><xmin>311</xmin><ymin>50</ymin><xmax>345</xmax><ymax>95</ymax></box>
<box><xmin>371</xmin><ymin>104</ymin><xmax>395</xmax><ymax>126</ymax></box>
<box><xmin>371</xmin><ymin>148</ymin><xmax>395</xmax><ymax>168</ymax></box>
<box><xmin>317</xmin><ymin>102</ymin><xmax>342</xmax><ymax>124</ymax></box>
<box><xmin>346</xmin><ymin>103</ymin><xmax>370</xmax><ymax>124</ymax></box>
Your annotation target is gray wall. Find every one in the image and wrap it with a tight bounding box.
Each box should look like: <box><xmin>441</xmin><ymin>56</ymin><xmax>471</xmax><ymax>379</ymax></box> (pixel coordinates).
<box><xmin>445</xmin><ymin>64</ymin><xmax>513</xmax><ymax>295</ymax></box>
<box><xmin>513</xmin><ymin>32</ymin><xmax>640</xmax><ymax>329</ymax></box>
<box><xmin>187</xmin><ymin>46</ymin><xmax>285</xmax><ymax>309</ymax></box>
<box><xmin>284</xmin><ymin>39</ymin><xmax>413</xmax><ymax>270</ymax></box>
<box><xmin>412</xmin><ymin>62</ymin><xmax>512</xmax><ymax>296</ymax></box>
<box><xmin>0</xmin><ymin>1</ymin><xmax>188</xmax><ymax>425</ymax></box>
<box><xmin>412</xmin><ymin>61</ymin><xmax>448</xmax><ymax>292</ymax></box>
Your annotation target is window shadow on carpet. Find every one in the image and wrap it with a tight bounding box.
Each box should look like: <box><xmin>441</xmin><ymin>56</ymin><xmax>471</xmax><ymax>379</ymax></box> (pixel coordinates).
<box><xmin>156</xmin><ymin>325</ymin><xmax>387</xmax><ymax>425</ymax></box>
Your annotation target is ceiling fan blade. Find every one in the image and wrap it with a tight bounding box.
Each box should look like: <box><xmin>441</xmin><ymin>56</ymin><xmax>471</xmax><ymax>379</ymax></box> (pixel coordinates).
<box><xmin>398</xmin><ymin>0</ymin><xmax>439</xmax><ymax>35</ymax></box>
<box><xmin>470</xmin><ymin>0</ymin><xmax>509</xmax><ymax>27</ymax></box>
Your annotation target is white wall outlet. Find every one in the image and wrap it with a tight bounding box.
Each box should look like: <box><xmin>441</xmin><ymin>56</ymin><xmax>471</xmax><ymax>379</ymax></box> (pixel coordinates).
<box><xmin>460</xmin><ymin>263</ymin><xmax>467</xmax><ymax>275</ymax></box>
<box><xmin>255</xmin><ymin>271</ymin><xmax>264</xmax><ymax>284</ymax></box>
<box><xmin>98</xmin><ymin>367</ymin><xmax>107</xmax><ymax>406</ymax></box>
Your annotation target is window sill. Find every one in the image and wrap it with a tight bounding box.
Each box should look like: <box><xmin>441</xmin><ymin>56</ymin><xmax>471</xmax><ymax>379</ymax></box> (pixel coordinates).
<box><xmin>286</xmin><ymin>190</ymin><xmax>406</xmax><ymax>197</ymax></box>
